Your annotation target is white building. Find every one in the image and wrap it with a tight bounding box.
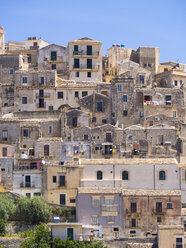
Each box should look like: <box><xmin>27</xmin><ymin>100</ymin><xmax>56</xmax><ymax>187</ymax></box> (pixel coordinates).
<box><xmin>13</xmin><ymin>170</ymin><xmax>42</xmax><ymax>198</ymax></box>
<box><xmin>68</xmin><ymin>37</ymin><xmax>102</xmax><ymax>82</ymax></box>
<box><xmin>24</xmin><ymin>37</ymin><xmax>49</xmax><ymax>50</ymax></box>
<box><xmin>80</xmin><ymin>158</ymin><xmax>180</xmax><ymax>190</ymax></box>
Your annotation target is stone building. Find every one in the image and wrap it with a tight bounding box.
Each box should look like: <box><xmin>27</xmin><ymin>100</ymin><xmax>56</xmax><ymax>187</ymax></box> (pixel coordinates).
<box><xmin>68</xmin><ymin>37</ymin><xmax>102</xmax><ymax>82</ymax></box>
<box><xmin>123</xmin><ymin>190</ymin><xmax>181</xmax><ymax>237</ymax></box>
<box><xmin>38</xmin><ymin>44</ymin><xmax>69</xmax><ymax>77</ymax></box>
<box><xmin>80</xmin><ymin>92</ymin><xmax>111</xmax><ymax>127</ymax></box>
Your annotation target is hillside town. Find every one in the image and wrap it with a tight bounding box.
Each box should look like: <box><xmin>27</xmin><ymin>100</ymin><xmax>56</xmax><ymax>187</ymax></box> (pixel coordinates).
<box><xmin>0</xmin><ymin>26</ymin><xmax>186</xmax><ymax>247</ymax></box>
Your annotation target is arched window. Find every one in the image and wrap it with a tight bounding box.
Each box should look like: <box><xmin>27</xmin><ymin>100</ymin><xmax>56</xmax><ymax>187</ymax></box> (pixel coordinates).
<box><xmin>122</xmin><ymin>171</ymin><xmax>128</xmax><ymax>180</ymax></box>
<box><xmin>159</xmin><ymin>170</ymin><xmax>166</xmax><ymax>180</ymax></box>
<box><xmin>97</xmin><ymin>171</ymin><xmax>103</xmax><ymax>180</ymax></box>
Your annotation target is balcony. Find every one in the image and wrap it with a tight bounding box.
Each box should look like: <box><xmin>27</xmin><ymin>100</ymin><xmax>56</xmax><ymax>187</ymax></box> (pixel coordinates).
<box><xmin>101</xmin><ymin>204</ymin><xmax>119</xmax><ymax>216</ymax></box>
<box><xmin>20</xmin><ymin>182</ymin><xmax>35</xmax><ymax>188</ymax></box>
<box><xmin>73</xmin><ymin>64</ymin><xmax>99</xmax><ymax>71</ymax></box>
<box><xmin>73</xmin><ymin>51</ymin><xmax>99</xmax><ymax>57</ymax></box>
<box><xmin>36</xmin><ymin>102</ymin><xmax>46</xmax><ymax>109</ymax></box>
<box><xmin>35</xmin><ymin>92</ymin><xmax>51</xmax><ymax>98</ymax></box>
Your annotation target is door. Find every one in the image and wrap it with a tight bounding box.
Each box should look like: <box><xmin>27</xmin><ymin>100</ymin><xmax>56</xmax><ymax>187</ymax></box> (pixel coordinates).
<box><xmin>67</xmin><ymin>228</ymin><xmax>74</xmax><ymax>241</ymax></box>
<box><xmin>60</xmin><ymin>194</ymin><xmax>66</xmax><ymax>205</ymax></box>
<box><xmin>87</xmin><ymin>45</ymin><xmax>92</xmax><ymax>55</ymax></box>
<box><xmin>25</xmin><ymin>175</ymin><xmax>31</xmax><ymax>188</ymax></box>
<box><xmin>87</xmin><ymin>59</ymin><xmax>92</xmax><ymax>69</ymax></box>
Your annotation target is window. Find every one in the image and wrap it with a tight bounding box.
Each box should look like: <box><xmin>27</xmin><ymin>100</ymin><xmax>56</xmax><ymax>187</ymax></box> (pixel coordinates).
<box><xmin>23</xmin><ymin>129</ymin><xmax>29</xmax><ymax>137</ymax></box>
<box><xmin>159</xmin><ymin>170</ymin><xmax>166</xmax><ymax>180</ymax></box>
<box><xmin>75</xmin><ymin>91</ymin><xmax>79</xmax><ymax>98</ymax></box>
<box><xmin>39</xmin><ymin>98</ymin><xmax>44</xmax><ymax>108</ymax></box>
<box><xmin>33</xmin><ymin>42</ymin><xmax>37</xmax><ymax>47</ymax></box>
<box><xmin>174</xmin><ymin>80</ymin><xmax>178</xmax><ymax>86</ymax></box>
<box><xmin>102</xmin><ymin>119</ymin><xmax>107</xmax><ymax>124</ymax></box>
<box><xmin>144</xmin><ymin>64</ymin><xmax>147</xmax><ymax>67</ymax></box>
<box><xmin>74</xmin><ymin>45</ymin><xmax>78</xmax><ymax>53</ymax></box>
<box><xmin>87</xmin><ymin>45</ymin><xmax>92</xmax><ymax>55</ymax></box>
<box><xmin>139</xmin><ymin>111</ymin><xmax>144</xmax><ymax>118</ymax></box>
<box><xmin>97</xmin><ymin>171</ymin><xmax>103</xmax><ymax>180</ymax></box>
<box><xmin>128</xmin><ymin>136</ymin><xmax>133</xmax><ymax>141</ymax></box>
<box><xmin>58</xmin><ymin>92</ymin><xmax>63</xmax><ymax>99</ymax></box>
<box><xmin>39</xmin><ymin>89</ymin><xmax>44</xmax><ymax>97</ymax></box>
<box><xmin>9</xmin><ymin>69</ymin><xmax>14</xmax><ymax>74</ymax></box>
<box><xmin>1</xmin><ymin>168</ymin><xmax>5</xmax><ymax>171</ymax></box>
<box><xmin>59</xmin><ymin>175</ymin><xmax>66</xmax><ymax>187</ymax></box>
<box><xmin>60</xmin><ymin>194</ymin><xmax>66</xmax><ymax>205</ymax></box>
<box><xmin>131</xmin><ymin>219</ymin><xmax>136</xmax><ymax>227</ymax></box>
<box><xmin>107</xmin><ymin>216</ymin><xmax>114</xmax><ymax>223</ymax></box>
<box><xmin>44</xmin><ymin>145</ymin><xmax>49</xmax><ymax>156</ymax></box>
<box><xmin>165</xmin><ymin>95</ymin><xmax>171</xmax><ymax>105</ymax></box>
<box><xmin>22</xmin><ymin>77</ymin><xmax>27</xmax><ymax>84</ymax></box>
<box><xmin>106</xmin><ymin>133</ymin><xmax>112</xmax><ymax>142</ymax></box>
<box><xmin>122</xmin><ymin>171</ymin><xmax>128</xmax><ymax>180</ymax></box>
<box><xmin>74</xmin><ymin>58</ymin><xmax>79</xmax><ymax>68</ymax></box>
<box><xmin>139</xmin><ymin>75</ymin><xmax>145</xmax><ymax>84</ymax></box>
<box><xmin>148</xmin><ymin>64</ymin><xmax>151</xmax><ymax>67</ymax></box>
<box><xmin>51</xmin><ymin>64</ymin><xmax>56</xmax><ymax>70</ymax></box>
<box><xmin>39</xmin><ymin>77</ymin><xmax>44</xmax><ymax>85</ymax></box>
<box><xmin>97</xmin><ymin>102</ymin><xmax>103</xmax><ymax>112</ymax></box>
<box><xmin>2</xmin><ymin>147</ymin><xmax>7</xmax><ymax>157</ymax></box>
<box><xmin>157</xmin><ymin>216</ymin><xmax>162</xmax><ymax>223</ymax></box>
<box><xmin>26</xmin><ymin>193</ymin><xmax>31</xmax><ymax>198</ymax></box>
<box><xmin>49</xmin><ymin>106</ymin><xmax>53</xmax><ymax>111</ymax></box>
<box><xmin>87</xmin><ymin>72</ymin><xmax>91</xmax><ymax>78</ymax></box>
<box><xmin>180</xmin><ymin>80</ymin><xmax>183</xmax><ymax>85</ymax></box>
<box><xmin>156</xmin><ymin>202</ymin><xmax>162</xmax><ymax>213</ymax></box>
<box><xmin>2</xmin><ymin>131</ymin><xmax>8</xmax><ymax>141</ymax></box>
<box><xmin>117</xmin><ymin>85</ymin><xmax>122</xmax><ymax>91</ymax></box>
<box><xmin>92</xmin><ymin>198</ymin><xmax>100</xmax><ymax>208</ymax></box>
<box><xmin>173</xmin><ymin>111</ymin><xmax>177</xmax><ymax>117</ymax></box>
<box><xmin>82</xmin><ymin>91</ymin><xmax>88</xmax><ymax>97</ymax></box>
<box><xmin>92</xmin><ymin>117</ymin><xmax>96</xmax><ymax>122</ymax></box>
<box><xmin>167</xmin><ymin>202</ymin><xmax>173</xmax><ymax>209</ymax></box>
<box><xmin>91</xmin><ymin>216</ymin><xmax>98</xmax><ymax>225</ymax></box>
<box><xmin>23</xmin><ymin>144</ymin><xmax>27</xmax><ymax>148</ymax></box>
<box><xmin>123</xmin><ymin>110</ymin><xmax>128</xmax><ymax>116</ymax></box>
<box><xmin>176</xmin><ymin>237</ymin><xmax>183</xmax><ymax>248</ymax></box>
<box><xmin>34</xmin><ymin>193</ymin><xmax>41</xmax><ymax>196</ymax></box>
<box><xmin>123</xmin><ymin>94</ymin><xmax>127</xmax><ymax>102</ymax></box>
<box><xmin>75</xmin><ymin>72</ymin><xmax>79</xmax><ymax>77</ymax></box>
<box><xmin>84</xmin><ymin>134</ymin><xmax>88</xmax><ymax>140</ymax></box>
<box><xmin>131</xmin><ymin>202</ymin><xmax>137</xmax><ymax>213</ymax></box>
<box><xmin>72</xmin><ymin>117</ymin><xmax>77</xmax><ymax>127</ymax></box>
<box><xmin>51</xmin><ymin>51</ymin><xmax>57</xmax><ymax>61</ymax></box>
<box><xmin>28</xmin><ymin>54</ymin><xmax>31</xmax><ymax>63</ymax></box>
<box><xmin>22</xmin><ymin>97</ymin><xmax>27</xmax><ymax>104</ymax></box>
<box><xmin>48</xmin><ymin>126</ymin><xmax>52</xmax><ymax>134</ymax></box>
<box><xmin>87</xmin><ymin>59</ymin><xmax>92</xmax><ymax>69</ymax></box>
<box><xmin>25</xmin><ymin>175</ymin><xmax>31</xmax><ymax>188</ymax></box>
<box><xmin>53</xmin><ymin>176</ymin><xmax>56</xmax><ymax>183</ymax></box>
<box><xmin>70</xmin><ymin>199</ymin><xmax>76</xmax><ymax>203</ymax></box>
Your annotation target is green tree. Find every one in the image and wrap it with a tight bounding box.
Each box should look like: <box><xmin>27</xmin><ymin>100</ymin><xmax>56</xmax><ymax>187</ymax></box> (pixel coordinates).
<box><xmin>53</xmin><ymin>239</ymin><xmax>108</xmax><ymax>248</ymax></box>
<box><xmin>20</xmin><ymin>224</ymin><xmax>51</xmax><ymax>248</ymax></box>
<box><xmin>16</xmin><ymin>196</ymin><xmax>52</xmax><ymax>224</ymax></box>
<box><xmin>0</xmin><ymin>219</ymin><xmax>6</xmax><ymax>236</ymax></box>
<box><xmin>0</xmin><ymin>195</ymin><xmax>15</xmax><ymax>222</ymax></box>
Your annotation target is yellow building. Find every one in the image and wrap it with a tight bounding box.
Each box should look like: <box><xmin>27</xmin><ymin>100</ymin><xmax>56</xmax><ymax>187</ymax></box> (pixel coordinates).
<box><xmin>43</xmin><ymin>161</ymin><xmax>83</xmax><ymax>207</ymax></box>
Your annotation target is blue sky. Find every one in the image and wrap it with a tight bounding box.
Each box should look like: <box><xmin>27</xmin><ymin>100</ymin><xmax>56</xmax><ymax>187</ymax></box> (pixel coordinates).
<box><xmin>1</xmin><ymin>0</ymin><xmax>186</xmax><ymax>63</ymax></box>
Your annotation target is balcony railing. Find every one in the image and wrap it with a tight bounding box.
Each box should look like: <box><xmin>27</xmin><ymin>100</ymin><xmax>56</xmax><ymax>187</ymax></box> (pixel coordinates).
<box><xmin>102</xmin><ymin>204</ymin><xmax>118</xmax><ymax>212</ymax></box>
<box><xmin>73</xmin><ymin>64</ymin><xmax>99</xmax><ymax>70</ymax></box>
<box><xmin>73</xmin><ymin>51</ymin><xmax>99</xmax><ymax>56</ymax></box>
<box><xmin>20</xmin><ymin>182</ymin><xmax>35</xmax><ymax>188</ymax></box>
<box><xmin>36</xmin><ymin>93</ymin><xmax>51</xmax><ymax>98</ymax></box>
<box><xmin>36</xmin><ymin>102</ymin><xmax>46</xmax><ymax>108</ymax></box>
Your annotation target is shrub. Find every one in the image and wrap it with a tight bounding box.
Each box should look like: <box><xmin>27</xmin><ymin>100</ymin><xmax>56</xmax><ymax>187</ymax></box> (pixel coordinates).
<box><xmin>20</xmin><ymin>224</ymin><xmax>51</xmax><ymax>248</ymax></box>
<box><xmin>0</xmin><ymin>219</ymin><xmax>6</xmax><ymax>236</ymax></box>
<box><xmin>0</xmin><ymin>195</ymin><xmax>15</xmax><ymax>222</ymax></box>
<box><xmin>16</xmin><ymin>196</ymin><xmax>52</xmax><ymax>224</ymax></box>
